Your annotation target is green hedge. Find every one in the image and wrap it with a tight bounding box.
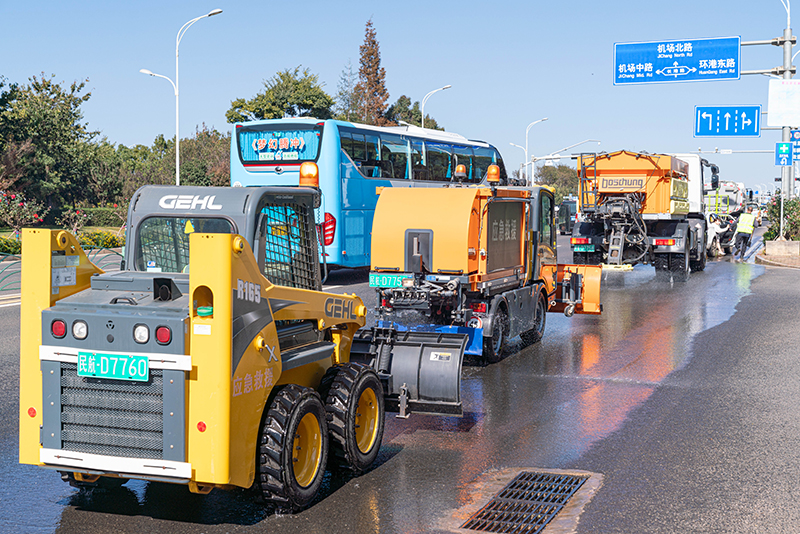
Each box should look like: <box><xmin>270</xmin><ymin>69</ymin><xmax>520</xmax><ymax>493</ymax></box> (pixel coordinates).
<box><xmin>0</xmin><ymin>231</ymin><xmax>124</xmax><ymax>254</ymax></box>
<box><xmin>83</xmin><ymin>207</ymin><xmax>124</xmax><ymax>228</ymax></box>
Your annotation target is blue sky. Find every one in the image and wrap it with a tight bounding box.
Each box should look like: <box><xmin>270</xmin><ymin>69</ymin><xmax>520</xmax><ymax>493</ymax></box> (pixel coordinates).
<box><xmin>1</xmin><ymin>0</ymin><xmax>794</xmax><ymax>193</ymax></box>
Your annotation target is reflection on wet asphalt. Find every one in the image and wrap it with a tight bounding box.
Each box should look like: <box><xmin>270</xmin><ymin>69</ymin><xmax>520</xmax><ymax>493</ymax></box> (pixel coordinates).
<box><xmin>0</xmin><ymin>260</ymin><xmax>764</xmax><ymax>533</ymax></box>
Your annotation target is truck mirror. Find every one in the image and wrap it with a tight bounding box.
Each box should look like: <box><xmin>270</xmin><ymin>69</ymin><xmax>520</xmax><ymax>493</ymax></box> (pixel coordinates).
<box><xmin>711</xmin><ymin>174</ymin><xmax>719</xmax><ymax>190</ymax></box>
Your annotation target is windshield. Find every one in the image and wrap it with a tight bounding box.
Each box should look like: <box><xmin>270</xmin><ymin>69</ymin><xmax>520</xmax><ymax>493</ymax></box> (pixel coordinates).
<box><xmin>237</xmin><ymin>122</ymin><xmax>323</xmax><ymax>164</ymax></box>
<box><xmin>135</xmin><ymin>217</ymin><xmax>234</xmax><ymax>273</ymax></box>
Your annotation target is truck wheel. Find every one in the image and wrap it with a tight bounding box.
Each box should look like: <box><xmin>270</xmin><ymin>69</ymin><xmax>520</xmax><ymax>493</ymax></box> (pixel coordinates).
<box><xmin>257</xmin><ymin>384</ymin><xmax>329</xmax><ymax>512</ymax></box>
<box><xmin>483</xmin><ymin>306</ymin><xmax>508</xmax><ymax>363</ymax></box>
<box><xmin>319</xmin><ymin>363</ymin><xmax>385</xmax><ymax>474</ymax></box>
<box><xmin>670</xmin><ymin>249</ymin><xmax>690</xmax><ymax>282</ymax></box>
<box><xmin>690</xmin><ymin>244</ymin><xmax>707</xmax><ymax>272</ymax></box>
<box><xmin>572</xmin><ymin>252</ymin><xmax>585</xmax><ymax>265</ymax></box>
<box><xmin>653</xmin><ymin>254</ymin><xmax>669</xmax><ymax>272</ymax></box>
<box><xmin>521</xmin><ymin>291</ymin><xmax>547</xmax><ymax>345</ymax></box>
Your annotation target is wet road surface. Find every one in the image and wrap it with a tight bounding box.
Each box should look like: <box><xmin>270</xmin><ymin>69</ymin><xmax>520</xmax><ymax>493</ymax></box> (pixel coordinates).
<box><xmin>2</xmin><ymin>233</ymin><xmax>788</xmax><ymax>533</ymax></box>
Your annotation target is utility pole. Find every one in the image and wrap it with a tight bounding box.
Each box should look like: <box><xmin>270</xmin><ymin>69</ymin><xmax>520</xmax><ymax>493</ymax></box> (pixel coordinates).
<box><xmin>782</xmin><ymin>22</ymin><xmax>794</xmax><ymax>200</ymax></box>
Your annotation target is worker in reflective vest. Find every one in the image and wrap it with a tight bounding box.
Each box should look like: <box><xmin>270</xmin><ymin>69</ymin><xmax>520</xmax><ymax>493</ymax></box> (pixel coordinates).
<box><xmin>734</xmin><ymin>206</ymin><xmax>756</xmax><ymax>262</ymax></box>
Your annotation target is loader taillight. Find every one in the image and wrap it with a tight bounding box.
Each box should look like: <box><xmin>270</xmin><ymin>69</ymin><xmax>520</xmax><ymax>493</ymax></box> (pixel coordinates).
<box><xmin>197</xmin><ymin>421</ymin><xmax>207</xmax><ymax>432</ymax></box>
<box><xmin>156</xmin><ymin>326</ymin><xmax>172</xmax><ymax>345</ymax></box>
<box><xmin>469</xmin><ymin>302</ymin><xmax>488</xmax><ymax>313</ymax></box>
<box><xmin>51</xmin><ymin>319</ymin><xmax>67</xmax><ymax>339</ymax></box>
<box><xmin>571</xmin><ymin>238</ymin><xmax>589</xmax><ymax>245</ymax></box>
<box><xmin>655</xmin><ymin>239</ymin><xmax>675</xmax><ymax>246</ymax></box>
<box><xmin>321</xmin><ymin>213</ymin><xmax>336</xmax><ymax>246</ymax></box>
<box><xmin>28</xmin><ymin>407</ymin><xmax>36</xmax><ymax>418</ymax></box>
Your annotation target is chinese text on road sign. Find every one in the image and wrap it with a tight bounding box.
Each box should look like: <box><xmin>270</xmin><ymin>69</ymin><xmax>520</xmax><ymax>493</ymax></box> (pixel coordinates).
<box><xmin>614</xmin><ymin>37</ymin><xmax>740</xmax><ymax>85</ymax></box>
<box><xmin>694</xmin><ymin>106</ymin><xmax>761</xmax><ymax>137</ymax></box>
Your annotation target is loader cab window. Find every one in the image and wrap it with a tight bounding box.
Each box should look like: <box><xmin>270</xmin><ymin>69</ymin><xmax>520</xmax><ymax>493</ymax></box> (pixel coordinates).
<box><xmin>134</xmin><ymin>217</ymin><xmax>234</xmax><ymax>273</ymax></box>
<box><xmin>539</xmin><ymin>194</ymin><xmax>555</xmax><ymax>249</ymax></box>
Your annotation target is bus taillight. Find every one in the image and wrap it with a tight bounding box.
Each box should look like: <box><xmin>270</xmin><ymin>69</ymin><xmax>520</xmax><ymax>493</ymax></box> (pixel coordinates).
<box><xmin>322</xmin><ymin>213</ymin><xmax>336</xmax><ymax>246</ymax></box>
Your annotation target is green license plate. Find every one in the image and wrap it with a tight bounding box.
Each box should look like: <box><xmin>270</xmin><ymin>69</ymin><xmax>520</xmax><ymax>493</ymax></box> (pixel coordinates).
<box><xmin>573</xmin><ymin>244</ymin><xmax>595</xmax><ymax>252</ymax></box>
<box><xmin>77</xmin><ymin>352</ymin><xmax>149</xmax><ymax>382</ymax></box>
<box><xmin>369</xmin><ymin>272</ymin><xmax>411</xmax><ymax>288</ymax></box>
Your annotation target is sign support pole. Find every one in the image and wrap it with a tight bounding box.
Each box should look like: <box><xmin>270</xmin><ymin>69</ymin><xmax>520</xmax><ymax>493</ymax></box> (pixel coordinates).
<box><xmin>782</xmin><ymin>26</ymin><xmax>794</xmax><ymax>200</ymax></box>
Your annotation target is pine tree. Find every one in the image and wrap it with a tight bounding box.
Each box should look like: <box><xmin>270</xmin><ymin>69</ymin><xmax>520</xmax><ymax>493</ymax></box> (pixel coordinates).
<box><xmin>355</xmin><ymin>19</ymin><xmax>390</xmax><ymax>126</ymax></box>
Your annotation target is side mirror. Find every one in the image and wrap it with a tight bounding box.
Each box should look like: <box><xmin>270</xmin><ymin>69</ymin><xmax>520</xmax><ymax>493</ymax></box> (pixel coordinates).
<box><xmin>711</xmin><ymin>173</ymin><xmax>719</xmax><ymax>190</ymax></box>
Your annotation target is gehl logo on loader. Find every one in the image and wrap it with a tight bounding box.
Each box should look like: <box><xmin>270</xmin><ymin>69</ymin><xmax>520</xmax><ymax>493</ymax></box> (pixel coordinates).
<box><xmin>158</xmin><ymin>194</ymin><xmax>222</xmax><ymax>210</ymax></box>
<box><xmin>325</xmin><ymin>297</ymin><xmax>357</xmax><ymax>320</ymax></box>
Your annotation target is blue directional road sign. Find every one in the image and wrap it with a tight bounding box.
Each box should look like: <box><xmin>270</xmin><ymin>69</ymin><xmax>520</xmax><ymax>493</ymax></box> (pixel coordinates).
<box><xmin>614</xmin><ymin>36</ymin><xmax>740</xmax><ymax>85</ymax></box>
<box><xmin>776</xmin><ymin>142</ymin><xmax>793</xmax><ymax>166</ymax></box>
<box><xmin>694</xmin><ymin>105</ymin><xmax>761</xmax><ymax>137</ymax></box>
<box><xmin>791</xmin><ymin>130</ymin><xmax>800</xmax><ymax>161</ymax></box>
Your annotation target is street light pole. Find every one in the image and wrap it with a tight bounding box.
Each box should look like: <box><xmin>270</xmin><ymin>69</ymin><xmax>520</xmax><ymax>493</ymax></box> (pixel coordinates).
<box><xmin>781</xmin><ymin>0</ymin><xmax>794</xmax><ymax>200</ymax></box>
<box><xmin>421</xmin><ymin>85</ymin><xmax>451</xmax><ymax>128</ymax></box>
<box><xmin>510</xmin><ymin>142</ymin><xmax>526</xmax><ymax>182</ymax></box>
<box><xmin>141</xmin><ymin>8</ymin><xmax>222</xmax><ymax>186</ymax></box>
<box><xmin>524</xmin><ymin>117</ymin><xmax>548</xmax><ymax>185</ymax></box>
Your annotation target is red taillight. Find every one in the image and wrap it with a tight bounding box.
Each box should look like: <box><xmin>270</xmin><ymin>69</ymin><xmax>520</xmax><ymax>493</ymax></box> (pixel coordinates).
<box><xmin>155</xmin><ymin>326</ymin><xmax>172</xmax><ymax>345</ymax></box>
<box><xmin>655</xmin><ymin>239</ymin><xmax>675</xmax><ymax>246</ymax></box>
<box><xmin>322</xmin><ymin>212</ymin><xmax>336</xmax><ymax>246</ymax></box>
<box><xmin>51</xmin><ymin>320</ymin><xmax>67</xmax><ymax>338</ymax></box>
<box><xmin>571</xmin><ymin>237</ymin><xmax>589</xmax><ymax>245</ymax></box>
<box><xmin>197</xmin><ymin>421</ymin><xmax>207</xmax><ymax>432</ymax></box>
<box><xmin>28</xmin><ymin>407</ymin><xmax>36</xmax><ymax>418</ymax></box>
<box><xmin>470</xmin><ymin>302</ymin><xmax>488</xmax><ymax>313</ymax></box>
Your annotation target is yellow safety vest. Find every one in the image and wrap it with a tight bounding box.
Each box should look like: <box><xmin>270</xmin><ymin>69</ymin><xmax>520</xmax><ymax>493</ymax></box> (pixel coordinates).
<box><xmin>737</xmin><ymin>212</ymin><xmax>755</xmax><ymax>234</ymax></box>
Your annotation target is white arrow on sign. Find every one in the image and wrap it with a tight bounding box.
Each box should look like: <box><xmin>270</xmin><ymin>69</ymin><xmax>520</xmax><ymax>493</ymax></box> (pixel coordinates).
<box><xmin>701</xmin><ymin>112</ymin><xmax>712</xmax><ymax>130</ymax></box>
<box><xmin>742</xmin><ymin>112</ymin><xmax>752</xmax><ymax>128</ymax></box>
<box><xmin>724</xmin><ymin>112</ymin><xmax>731</xmax><ymax>130</ymax></box>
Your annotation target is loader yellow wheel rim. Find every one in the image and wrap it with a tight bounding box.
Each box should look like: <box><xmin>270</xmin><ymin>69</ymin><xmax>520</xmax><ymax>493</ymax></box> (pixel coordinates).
<box><xmin>355</xmin><ymin>387</ymin><xmax>379</xmax><ymax>454</ymax></box>
<box><xmin>293</xmin><ymin>412</ymin><xmax>322</xmax><ymax>488</ymax></box>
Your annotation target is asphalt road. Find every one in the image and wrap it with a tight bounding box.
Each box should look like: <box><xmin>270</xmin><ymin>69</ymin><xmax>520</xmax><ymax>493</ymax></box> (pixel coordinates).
<box><xmin>6</xmin><ymin>230</ymin><xmax>799</xmax><ymax>533</ymax></box>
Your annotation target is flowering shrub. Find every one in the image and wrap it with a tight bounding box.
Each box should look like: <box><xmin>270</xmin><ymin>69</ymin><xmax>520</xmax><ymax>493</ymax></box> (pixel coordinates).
<box><xmin>79</xmin><ymin>231</ymin><xmax>125</xmax><ymax>249</ymax></box>
<box><xmin>0</xmin><ymin>192</ymin><xmax>48</xmax><ymax>236</ymax></box>
<box><xmin>0</xmin><ymin>236</ymin><xmax>22</xmax><ymax>255</ymax></box>
<box><xmin>764</xmin><ymin>197</ymin><xmax>800</xmax><ymax>241</ymax></box>
<box><xmin>57</xmin><ymin>208</ymin><xmax>91</xmax><ymax>234</ymax></box>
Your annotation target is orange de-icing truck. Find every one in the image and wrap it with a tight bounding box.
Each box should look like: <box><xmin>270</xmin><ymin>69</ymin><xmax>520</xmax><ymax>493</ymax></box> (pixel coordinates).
<box><xmin>571</xmin><ymin>150</ymin><xmax>709</xmax><ymax>279</ymax></box>
<box><xmin>367</xmin><ymin>164</ymin><xmax>602</xmax><ymax>364</ymax></box>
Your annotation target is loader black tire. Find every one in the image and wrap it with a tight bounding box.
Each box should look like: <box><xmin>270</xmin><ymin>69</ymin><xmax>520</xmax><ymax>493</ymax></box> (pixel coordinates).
<box><xmin>483</xmin><ymin>306</ymin><xmax>508</xmax><ymax>363</ymax></box>
<box><xmin>653</xmin><ymin>254</ymin><xmax>669</xmax><ymax>272</ymax></box>
<box><xmin>257</xmin><ymin>384</ymin><xmax>328</xmax><ymax>512</ymax></box>
<box><xmin>521</xmin><ymin>291</ymin><xmax>547</xmax><ymax>345</ymax></box>
<box><xmin>319</xmin><ymin>363</ymin><xmax>385</xmax><ymax>474</ymax></box>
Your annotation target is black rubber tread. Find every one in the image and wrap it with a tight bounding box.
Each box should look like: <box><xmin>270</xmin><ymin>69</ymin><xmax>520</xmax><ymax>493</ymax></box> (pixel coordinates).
<box><xmin>483</xmin><ymin>305</ymin><xmax>508</xmax><ymax>363</ymax></box>
<box><xmin>572</xmin><ymin>252</ymin><xmax>585</xmax><ymax>265</ymax></box>
<box><xmin>669</xmin><ymin>250</ymin><xmax>690</xmax><ymax>282</ymax></box>
<box><xmin>257</xmin><ymin>384</ymin><xmax>328</xmax><ymax>512</ymax></box>
<box><xmin>319</xmin><ymin>363</ymin><xmax>385</xmax><ymax>473</ymax></box>
<box><xmin>690</xmin><ymin>246</ymin><xmax>707</xmax><ymax>272</ymax></box>
<box><xmin>587</xmin><ymin>251</ymin><xmax>604</xmax><ymax>265</ymax></box>
<box><xmin>520</xmin><ymin>291</ymin><xmax>547</xmax><ymax>345</ymax></box>
<box><xmin>653</xmin><ymin>254</ymin><xmax>669</xmax><ymax>271</ymax></box>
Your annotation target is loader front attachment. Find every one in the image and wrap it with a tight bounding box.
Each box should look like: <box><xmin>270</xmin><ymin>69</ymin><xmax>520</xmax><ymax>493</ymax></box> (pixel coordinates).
<box><xmin>349</xmin><ymin>326</ymin><xmax>467</xmax><ymax>418</ymax></box>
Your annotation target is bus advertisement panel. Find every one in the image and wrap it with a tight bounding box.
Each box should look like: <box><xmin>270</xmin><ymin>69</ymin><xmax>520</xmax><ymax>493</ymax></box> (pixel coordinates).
<box><xmin>230</xmin><ymin>119</ymin><xmax>508</xmax><ymax>268</ymax></box>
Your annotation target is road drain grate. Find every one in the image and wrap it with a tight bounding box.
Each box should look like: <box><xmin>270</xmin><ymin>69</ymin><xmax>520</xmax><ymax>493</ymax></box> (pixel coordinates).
<box><xmin>461</xmin><ymin>471</ymin><xmax>589</xmax><ymax>533</ymax></box>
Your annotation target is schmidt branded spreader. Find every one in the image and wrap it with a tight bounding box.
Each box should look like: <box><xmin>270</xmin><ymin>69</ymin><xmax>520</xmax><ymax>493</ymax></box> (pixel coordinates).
<box><xmin>366</xmin><ymin>165</ymin><xmax>602</xmax><ymax>364</ymax></box>
<box><xmin>19</xmin><ymin>178</ymin><xmax>469</xmax><ymax>510</ymax></box>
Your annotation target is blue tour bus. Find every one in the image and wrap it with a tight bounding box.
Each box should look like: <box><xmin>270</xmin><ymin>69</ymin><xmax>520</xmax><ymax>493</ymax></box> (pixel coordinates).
<box><xmin>230</xmin><ymin>118</ymin><xmax>509</xmax><ymax>269</ymax></box>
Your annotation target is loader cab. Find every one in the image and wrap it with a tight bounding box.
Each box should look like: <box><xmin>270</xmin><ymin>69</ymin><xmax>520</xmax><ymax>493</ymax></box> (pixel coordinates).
<box><xmin>528</xmin><ymin>187</ymin><xmax>557</xmax><ymax>284</ymax></box>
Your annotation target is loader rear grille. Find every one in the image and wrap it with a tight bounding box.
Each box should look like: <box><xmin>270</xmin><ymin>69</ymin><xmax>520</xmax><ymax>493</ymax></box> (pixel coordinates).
<box><xmin>60</xmin><ymin>362</ymin><xmax>164</xmax><ymax>459</ymax></box>
<box><xmin>461</xmin><ymin>472</ymin><xmax>588</xmax><ymax>533</ymax></box>
<box><xmin>261</xmin><ymin>202</ymin><xmax>321</xmax><ymax>290</ymax></box>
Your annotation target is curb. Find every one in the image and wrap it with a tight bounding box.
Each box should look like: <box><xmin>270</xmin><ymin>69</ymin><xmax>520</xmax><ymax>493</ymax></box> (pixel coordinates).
<box><xmin>755</xmin><ymin>254</ymin><xmax>800</xmax><ymax>269</ymax></box>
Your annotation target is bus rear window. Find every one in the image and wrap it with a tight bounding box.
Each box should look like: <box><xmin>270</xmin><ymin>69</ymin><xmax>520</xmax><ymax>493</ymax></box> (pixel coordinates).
<box><xmin>237</xmin><ymin>123</ymin><xmax>323</xmax><ymax>164</ymax></box>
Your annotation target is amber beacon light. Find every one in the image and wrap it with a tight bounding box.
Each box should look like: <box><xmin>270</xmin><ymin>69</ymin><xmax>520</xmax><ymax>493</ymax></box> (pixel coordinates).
<box><xmin>299</xmin><ymin>162</ymin><xmax>320</xmax><ymax>188</ymax></box>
